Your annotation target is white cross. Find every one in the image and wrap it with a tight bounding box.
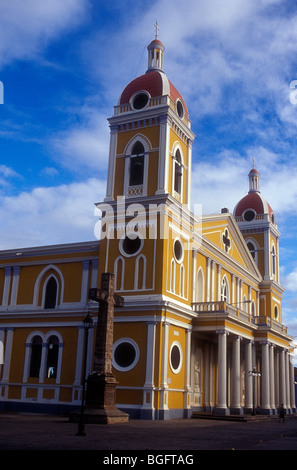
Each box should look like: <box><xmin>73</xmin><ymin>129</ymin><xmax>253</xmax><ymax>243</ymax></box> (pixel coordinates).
<box><xmin>154</xmin><ymin>21</ymin><xmax>160</xmax><ymax>39</ymax></box>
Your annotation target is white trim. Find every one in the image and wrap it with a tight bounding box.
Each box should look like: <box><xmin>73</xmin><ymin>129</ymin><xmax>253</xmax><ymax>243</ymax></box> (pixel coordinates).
<box><xmin>33</xmin><ymin>265</ymin><xmax>64</xmax><ymax>308</ymax></box>
<box><xmin>134</xmin><ymin>254</ymin><xmax>146</xmax><ymax>290</ymax></box>
<box><xmin>169</xmin><ymin>340</ymin><xmax>183</xmax><ymax>374</ymax></box>
<box><xmin>112</xmin><ymin>337</ymin><xmax>139</xmax><ymax>372</ymax></box>
<box><xmin>23</xmin><ymin>331</ymin><xmax>64</xmax><ymax>384</ymax></box>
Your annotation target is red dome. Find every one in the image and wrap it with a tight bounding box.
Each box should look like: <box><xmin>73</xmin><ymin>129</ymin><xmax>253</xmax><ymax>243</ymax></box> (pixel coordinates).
<box><xmin>119</xmin><ymin>70</ymin><xmax>189</xmax><ymax>118</ymax></box>
<box><xmin>234</xmin><ymin>191</ymin><xmax>273</xmax><ymax>218</ymax></box>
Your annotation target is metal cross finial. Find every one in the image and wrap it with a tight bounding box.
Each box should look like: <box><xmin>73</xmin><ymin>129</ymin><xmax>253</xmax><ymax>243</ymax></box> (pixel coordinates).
<box><xmin>154</xmin><ymin>21</ymin><xmax>160</xmax><ymax>39</ymax></box>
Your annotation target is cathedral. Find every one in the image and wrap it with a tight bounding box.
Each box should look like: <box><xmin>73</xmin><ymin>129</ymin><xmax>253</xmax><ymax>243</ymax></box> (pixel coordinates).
<box><xmin>0</xmin><ymin>31</ymin><xmax>295</xmax><ymax>420</ymax></box>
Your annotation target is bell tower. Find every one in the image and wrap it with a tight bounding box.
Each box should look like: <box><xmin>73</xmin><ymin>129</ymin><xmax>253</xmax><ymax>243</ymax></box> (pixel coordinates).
<box><xmin>233</xmin><ymin>168</ymin><xmax>284</xmax><ymax>323</ymax></box>
<box><xmin>98</xmin><ymin>28</ymin><xmax>195</xmax><ymax>300</ymax></box>
<box><xmin>94</xmin><ymin>28</ymin><xmax>196</xmax><ymax>419</ymax></box>
<box><xmin>104</xmin><ymin>30</ymin><xmax>195</xmax><ymax>208</ymax></box>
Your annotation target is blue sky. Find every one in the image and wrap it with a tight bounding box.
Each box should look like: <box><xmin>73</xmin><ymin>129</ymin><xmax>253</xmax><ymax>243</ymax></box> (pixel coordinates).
<box><xmin>1</xmin><ymin>0</ymin><xmax>297</xmax><ymax>348</ymax></box>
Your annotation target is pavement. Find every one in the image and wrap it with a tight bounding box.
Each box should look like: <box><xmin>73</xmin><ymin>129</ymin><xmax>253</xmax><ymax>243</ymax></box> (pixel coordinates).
<box><xmin>0</xmin><ymin>411</ymin><xmax>296</xmax><ymax>461</ymax></box>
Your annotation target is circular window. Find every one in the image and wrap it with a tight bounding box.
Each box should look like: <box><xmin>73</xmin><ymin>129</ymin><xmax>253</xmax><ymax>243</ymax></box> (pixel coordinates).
<box><xmin>176</xmin><ymin>100</ymin><xmax>184</xmax><ymax>119</ymax></box>
<box><xmin>120</xmin><ymin>234</ymin><xmax>142</xmax><ymax>257</ymax></box>
<box><xmin>132</xmin><ymin>92</ymin><xmax>149</xmax><ymax>110</ymax></box>
<box><xmin>173</xmin><ymin>238</ymin><xmax>184</xmax><ymax>263</ymax></box>
<box><xmin>170</xmin><ymin>342</ymin><xmax>183</xmax><ymax>374</ymax></box>
<box><xmin>113</xmin><ymin>338</ymin><xmax>139</xmax><ymax>371</ymax></box>
<box><xmin>243</xmin><ymin>209</ymin><xmax>256</xmax><ymax>222</ymax></box>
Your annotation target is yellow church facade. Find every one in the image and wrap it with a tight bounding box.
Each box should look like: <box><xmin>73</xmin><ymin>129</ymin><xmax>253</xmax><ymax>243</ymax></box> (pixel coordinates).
<box><xmin>0</xmin><ymin>32</ymin><xmax>295</xmax><ymax>419</ymax></box>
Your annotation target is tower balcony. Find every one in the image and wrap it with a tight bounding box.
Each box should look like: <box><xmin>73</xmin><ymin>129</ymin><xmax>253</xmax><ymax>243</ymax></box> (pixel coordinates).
<box><xmin>192</xmin><ymin>301</ymin><xmax>289</xmax><ymax>336</ymax></box>
<box><xmin>113</xmin><ymin>94</ymin><xmax>192</xmax><ymax>129</ymax></box>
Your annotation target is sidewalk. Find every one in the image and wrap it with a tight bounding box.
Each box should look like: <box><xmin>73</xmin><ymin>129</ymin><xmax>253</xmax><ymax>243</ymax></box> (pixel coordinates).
<box><xmin>0</xmin><ymin>411</ymin><xmax>296</xmax><ymax>452</ymax></box>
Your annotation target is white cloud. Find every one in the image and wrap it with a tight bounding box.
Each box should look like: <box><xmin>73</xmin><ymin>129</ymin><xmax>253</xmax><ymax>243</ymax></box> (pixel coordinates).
<box><xmin>50</xmin><ymin>107</ymin><xmax>110</xmax><ymax>173</ymax></box>
<box><xmin>0</xmin><ymin>0</ymin><xmax>90</xmax><ymax>67</ymax></box>
<box><xmin>282</xmin><ymin>268</ymin><xmax>297</xmax><ymax>293</ymax></box>
<box><xmin>0</xmin><ymin>178</ymin><xmax>105</xmax><ymax>250</ymax></box>
<box><xmin>0</xmin><ymin>165</ymin><xmax>22</xmax><ymax>191</ymax></box>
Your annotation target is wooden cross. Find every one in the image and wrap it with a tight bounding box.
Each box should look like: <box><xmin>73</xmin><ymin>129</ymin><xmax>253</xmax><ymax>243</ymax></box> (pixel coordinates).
<box><xmin>89</xmin><ymin>273</ymin><xmax>124</xmax><ymax>376</ymax></box>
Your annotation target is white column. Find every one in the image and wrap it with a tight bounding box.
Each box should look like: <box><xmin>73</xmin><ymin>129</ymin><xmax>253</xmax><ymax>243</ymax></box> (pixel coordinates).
<box><xmin>231</xmin><ymin>274</ymin><xmax>235</xmax><ymax>304</ymax></box>
<box><xmin>245</xmin><ymin>340</ymin><xmax>253</xmax><ymax>412</ymax></box>
<box><xmin>105</xmin><ymin>125</ymin><xmax>118</xmax><ymax>201</ymax></box>
<box><xmin>183</xmin><ymin>328</ymin><xmax>192</xmax><ymax>415</ymax></box>
<box><xmin>80</xmin><ymin>260</ymin><xmax>90</xmax><ymax>304</ymax></box>
<box><xmin>279</xmin><ymin>348</ymin><xmax>286</xmax><ymax>408</ymax></box>
<box><xmin>289</xmin><ymin>354</ymin><xmax>296</xmax><ymax>411</ymax></box>
<box><xmin>204</xmin><ymin>343</ymin><xmax>210</xmax><ymax>409</ymax></box>
<box><xmin>269</xmin><ymin>344</ymin><xmax>276</xmax><ymax>412</ymax></box>
<box><xmin>261</xmin><ymin>341</ymin><xmax>271</xmax><ymax>413</ymax></box>
<box><xmin>231</xmin><ymin>335</ymin><xmax>242</xmax><ymax>413</ymax></box>
<box><xmin>187</xmin><ymin>141</ymin><xmax>193</xmax><ymax>209</ymax></box>
<box><xmin>2</xmin><ymin>267</ymin><xmax>12</xmax><ymax>309</ymax></box>
<box><xmin>156</xmin><ymin>115</ymin><xmax>171</xmax><ymax>195</ymax></box>
<box><xmin>142</xmin><ymin>321</ymin><xmax>157</xmax><ymax>418</ymax></box>
<box><xmin>9</xmin><ymin>266</ymin><xmax>20</xmax><ymax>308</ymax></box>
<box><xmin>285</xmin><ymin>350</ymin><xmax>291</xmax><ymax>411</ymax></box>
<box><xmin>209</xmin><ymin>344</ymin><xmax>214</xmax><ymax>408</ymax></box>
<box><xmin>0</xmin><ymin>329</ymin><xmax>4</xmax><ymax>367</ymax></box>
<box><xmin>160</xmin><ymin>321</ymin><xmax>169</xmax><ymax>415</ymax></box>
<box><xmin>217</xmin><ymin>265</ymin><xmax>221</xmax><ymax>301</ymax></box>
<box><xmin>215</xmin><ymin>330</ymin><xmax>229</xmax><ymax>415</ymax></box>
<box><xmin>264</xmin><ymin>228</ymin><xmax>270</xmax><ymax>280</ymax></box>
<box><xmin>211</xmin><ymin>261</ymin><xmax>215</xmax><ymax>301</ymax></box>
<box><xmin>2</xmin><ymin>328</ymin><xmax>14</xmax><ymax>383</ymax></box>
<box><xmin>206</xmin><ymin>258</ymin><xmax>211</xmax><ymax>302</ymax></box>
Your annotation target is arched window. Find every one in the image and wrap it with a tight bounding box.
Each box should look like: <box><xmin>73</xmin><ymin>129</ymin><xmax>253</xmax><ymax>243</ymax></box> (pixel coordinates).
<box><xmin>221</xmin><ymin>276</ymin><xmax>229</xmax><ymax>302</ymax></box>
<box><xmin>247</xmin><ymin>242</ymin><xmax>256</xmax><ymax>260</ymax></box>
<box><xmin>170</xmin><ymin>258</ymin><xmax>175</xmax><ymax>293</ymax></box>
<box><xmin>274</xmin><ymin>305</ymin><xmax>279</xmax><ymax>320</ymax></box>
<box><xmin>29</xmin><ymin>335</ymin><xmax>43</xmax><ymax>378</ymax></box>
<box><xmin>129</xmin><ymin>141</ymin><xmax>144</xmax><ymax>186</ymax></box>
<box><xmin>46</xmin><ymin>335</ymin><xmax>59</xmax><ymax>378</ymax></box>
<box><xmin>272</xmin><ymin>245</ymin><xmax>276</xmax><ymax>276</ymax></box>
<box><xmin>114</xmin><ymin>256</ymin><xmax>125</xmax><ymax>291</ymax></box>
<box><xmin>135</xmin><ymin>254</ymin><xmax>146</xmax><ymax>290</ymax></box>
<box><xmin>44</xmin><ymin>276</ymin><xmax>57</xmax><ymax>309</ymax></box>
<box><xmin>174</xmin><ymin>149</ymin><xmax>182</xmax><ymax>195</ymax></box>
<box><xmin>196</xmin><ymin>268</ymin><xmax>204</xmax><ymax>302</ymax></box>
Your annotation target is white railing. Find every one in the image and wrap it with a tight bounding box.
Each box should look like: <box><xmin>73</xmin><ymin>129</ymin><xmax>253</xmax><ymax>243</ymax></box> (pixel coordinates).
<box><xmin>192</xmin><ymin>301</ymin><xmax>288</xmax><ymax>334</ymax></box>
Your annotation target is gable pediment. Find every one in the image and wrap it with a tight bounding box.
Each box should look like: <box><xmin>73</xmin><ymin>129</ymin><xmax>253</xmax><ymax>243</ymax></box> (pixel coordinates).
<box><xmin>201</xmin><ymin>212</ymin><xmax>262</xmax><ymax>280</ymax></box>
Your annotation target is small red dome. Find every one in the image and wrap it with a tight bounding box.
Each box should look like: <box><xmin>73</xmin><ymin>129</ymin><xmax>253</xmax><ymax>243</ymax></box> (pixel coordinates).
<box><xmin>234</xmin><ymin>192</ymin><xmax>273</xmax><ymax>218</ymax></box>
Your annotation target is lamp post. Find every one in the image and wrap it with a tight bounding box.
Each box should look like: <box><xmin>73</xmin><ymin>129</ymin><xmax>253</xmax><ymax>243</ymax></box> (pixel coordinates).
<box><xmin>249</xmin><ymin>367</ymin><xmax>261</xmax><ymax>415</ymax></box>
<box><xmin>76</xmin><ymin>311</ymin><xmax>93</xmax><ymax>436</ymax></box>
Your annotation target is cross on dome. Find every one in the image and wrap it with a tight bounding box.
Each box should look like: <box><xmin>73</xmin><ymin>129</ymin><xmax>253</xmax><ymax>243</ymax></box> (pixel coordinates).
<box><xmin>154</xmin><ymin>21</ymin><xmax>160</xmax><ymax>39</ymax></box>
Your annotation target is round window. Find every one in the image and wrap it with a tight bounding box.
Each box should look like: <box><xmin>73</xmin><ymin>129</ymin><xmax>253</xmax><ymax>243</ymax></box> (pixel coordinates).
<box><xmin>173</xmin><ymin>238</ymin><xmax>184</xmax><ymax>263</ymax></box>
<box><xmin>176</xmin><ymin>100</ymin><xmax>184</xmax><ymax>119</ymax></box>
<box><xmin>243</xmin><ymin>209</ymin><xmax>256</xmax><ymax>222</ymax></box>
<box><xmin>170</xmin><ymin>342</ymin><xmax>183</xmax><ymax>374</ymax></box>
<box><xmin>120</xmin><ymin>234</ymin><xmax>142</xmax><ymax>257</ymax></box>
<box><xmin>113</xmin><ymin>338</ymin><xmax>139</xmax><ymax>371</ymax></box>
<box><xmin>132</xmin><ymin>92</ymin><xmax>149</xmax><ymax>110</ymax></box>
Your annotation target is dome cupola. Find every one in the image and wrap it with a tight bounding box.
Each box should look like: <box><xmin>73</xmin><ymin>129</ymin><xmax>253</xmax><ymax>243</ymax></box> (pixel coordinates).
<box><xmin>233</xmin><ymin>168</ymin><xmax>276</xmax><ymax>225</ymax></box>
<box><xmin>118</xmin><ymin>25</ymin><xmax>189</xmax><ymax>120</ymax></box>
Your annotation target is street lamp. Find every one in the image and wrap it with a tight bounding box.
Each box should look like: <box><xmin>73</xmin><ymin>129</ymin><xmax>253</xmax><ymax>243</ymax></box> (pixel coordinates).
<box><xmin>76</xmin><ymin>311</ymin><xmax>94</xmax><ymax>436</ymax></box>
<box><xmin>249</xmin><ymin>367</ymin><xmax>261</xmax><ymax>416</ymax></box>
